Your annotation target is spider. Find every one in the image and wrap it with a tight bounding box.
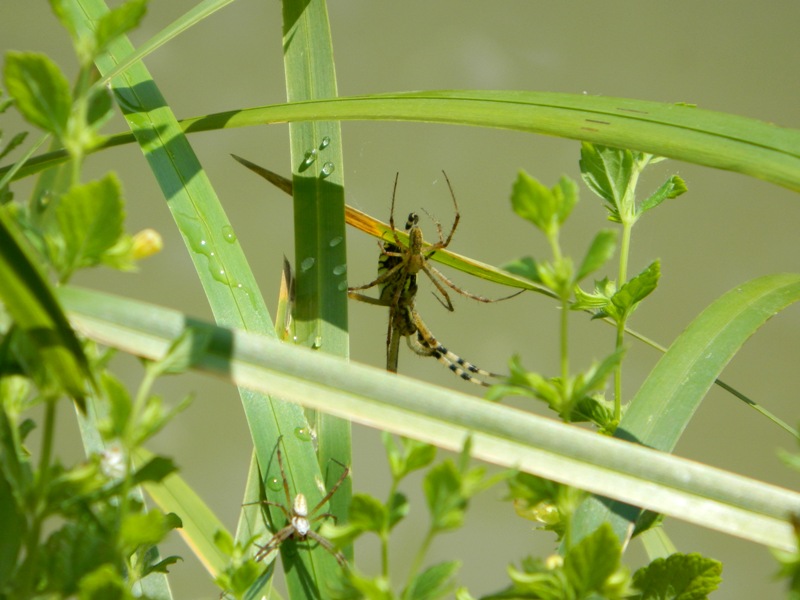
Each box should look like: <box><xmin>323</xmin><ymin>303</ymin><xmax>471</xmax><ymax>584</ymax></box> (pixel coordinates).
<box><xmin>348</xmin><ymin>172</ymin><xmax>515</xmax><ymax>382</ymax></box>
<box><xmin>253</xmin><ymin>437</ymin><xmax>349</xmax><ymax>567</ymax></box>
<box><xmin>348</xmin><ymin>171</ymin><xmax>502</xmax><ymax>314</ymax></box>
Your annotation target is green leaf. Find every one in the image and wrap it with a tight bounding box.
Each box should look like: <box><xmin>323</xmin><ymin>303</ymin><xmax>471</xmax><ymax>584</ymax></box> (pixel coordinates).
<box><xmin>424</xmin><ymin>461</ymin><xmax>465</xmax><ymax>533</ymax></box>
<box><xmin>100</xmin><ymin>371</ymin><xmax>131</xmax><ymax>439</ymax></box>
<box><xmin>609</xmin><ymin>260</ymin><xmax>661</xmax><ymax>319</ymax></box>
<box><xmin>575</xmin><ymin>229</ymin><xmax>617</xmax><ymax>282</ymax></box>
<box><xmin>77</xmin><ymin>564</ymin><xmax>132</xmax><ymax>600</ymax></box>
<box><xmin>511</xmin><ymin>171</ymin><xmax>577</xmax><ymax>235</ymax></box>
<box><xmin>387</xmin><ymin>491</ymin><xmax>410</xmax><ymax>529</ymax></box>
<box><xmin>145</xmin><ymin>555</ymin><xmax>182</xmax><ymax>576</ymax></box>
<box><xmin>382</xmin><ymin>433</ymin><xmax>437</xmax><ymax>481</ymax></box>
<box><xmin>94</xmin><ymin>0</ymin><xmax>148</xmax><ymax>56</ymax></box>
<box><xmin>632</xmin><ymin>553</ymin><xmax>722</xmax><ymax>599</ymax></box>
<box><xmin>563</xmin><ymin>523</ymin><xmax>623</xmax><ymax>596</ymax></box>
<box><xmin>501</xmin><ymin>256</ymin><xmax>543</xmax><ymax>285</ymax></box>
<box><xmin>120</xmin><ymin>510</ymin><xmax>175</xmax><ymax>548</ymax></box>
<box><xmin>403</xmin><ymin>561</ymin><xmax>460</xmax><ymax>600</ymax></box>
<box><xmin>131</xmin><ymin>456</ymin><xmax>178</xmax><ymax>485</ymax></box>
<box><xmin>639</xmin><ymin>175</ymin><xmax>687</xmax><ymax>215</ymax></box>
<box><xmin>572</xmin><ymin>348</ymin><xmax>626</xmax><ymax>401</ymax></box>
<box><xmin>56</xmin><ymin>174</ymin><xmax>125</xmax><ymax>276</ymax></box>
<box><xmin>580</xmin><ymin>142</ymin><xmax>637</xmax><ymax>217</ymax></box>
<box><xmin>3</xmin><ymin>51</ymin><xmax>71</xmax><ymax>138</ymax></box>
<box><xmin>86</xmin><ymin>87</ymin><xmax>114</xmax><ymax>131</ymax></box>
<box><xmin>348</xmin><ymin>493</ymin><xmax>388</xmax><ymax>534</ymax></box>
<box><xmin>0</xmin><ymin>131</ymin><xmax>28</xmax><ymax>162</ymax></box>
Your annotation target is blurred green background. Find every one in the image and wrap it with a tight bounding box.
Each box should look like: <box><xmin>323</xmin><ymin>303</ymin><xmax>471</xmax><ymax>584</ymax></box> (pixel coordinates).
<box><xmin>3</xmin><ymin>1</ymin><xmax>800</xmax><ymax>597</ymax></box>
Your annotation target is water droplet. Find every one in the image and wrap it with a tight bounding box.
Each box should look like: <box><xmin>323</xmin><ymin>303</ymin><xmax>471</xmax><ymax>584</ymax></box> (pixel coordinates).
<box><xmin>303</xmin><ymin>149</ymin><xmax>318</xmax><ymax>166</ymax></box>
<box><xmin>321</xmin><ymin>162</ymin><xmax>335</xmax><ymax>177</ymax></box>
<box><xmin>319</xmin><ymin>136</ymin><xmax>331</xmax><ymax>150</ymax></box>
<box><xmin>267</xmin><ymin>476</ymin><xmax>283</xmax><ymax>492</ymax></box>
<box><xmin>338</xmin><ymin>280</ymin><xmax>348</xmax><ymax>291</ymax></box>
<box><xmin>222</xmin><ymin>225</ymin><xmax>237</xmax><ymax>243</ymax></box>
<box><xmin>294</xmin><ymin>427</ymin><xmax>313</xmax><ymax>442</ymax></box>
<box><xmin>300</xmin><ymin>257</ymin><xmax>315</xmax><ymax>271</ymax></box>
<box><xmin>333</xmin><ymin>264</ymin><xmax>347</xmax><ymax>275</ymax></box>
<box><xmin>329</xmin><ymin>236</ymin><xmax>343</xmax><ymax>247</ymax></box>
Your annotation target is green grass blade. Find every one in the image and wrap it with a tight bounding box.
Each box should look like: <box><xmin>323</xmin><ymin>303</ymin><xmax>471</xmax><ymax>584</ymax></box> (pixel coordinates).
<box><xmin>0</xmin><ymin>207</ymin><xmax>90</xmax><ymax>403</ymax></box>
<box><xmin>570</xmin><ymin>273</ymin><xmax>800</xmax><ymax>545</ymax></box>
<box><xmin>61</xmin><ymin>285</ymin><xmax>800</xmax><ymax>553</ymax></box>
<box><xmin>66</xmin><ymin>0</ymin><xmax>321</xmax><ymax>582</ymax></box>
<box><xmin>188</xmin><ymin>92</ymin><xmax>800</xmax><ymax>192</ymax></box>
<box><xmin>132</xmin><ymin>448</ymin><xmax>230</xmax><ymax>578</ymax></box>
<box><xmin>92</xmin><ymin>0</ymin><xmax>237</xmax><ymax>91</ymax></box>
<box><xmin>7</xmin><ymin>91</ymin><xmax>799</xmax><ymax>193</ymax></box>
<box><xmin>281</xmin><ymin>0</ymin><xmax>352</xmax><ymax>591</ymax></box>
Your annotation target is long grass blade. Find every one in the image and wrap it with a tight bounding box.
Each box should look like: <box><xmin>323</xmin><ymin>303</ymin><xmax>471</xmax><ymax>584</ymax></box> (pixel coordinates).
<box><xmin>280</xmin><ymin>0</ymin><xmax>352</xmax><ymax>592</ymax></box>
<box><xmin>61</xmin><ymin>284</ymin><xmax>800</xmax><ymax>553</ymax></box>
<box><xmin>7</xmin><ymin>91</ymin><xmax>799</xmax><ymax>193</ymax></box>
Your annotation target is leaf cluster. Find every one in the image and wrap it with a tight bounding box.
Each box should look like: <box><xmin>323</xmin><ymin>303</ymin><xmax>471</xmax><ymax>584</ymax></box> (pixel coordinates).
<box><xmin>324</xmin><ymin>435</ymin><xmax>510</xmax><ymax>600</ymax></box>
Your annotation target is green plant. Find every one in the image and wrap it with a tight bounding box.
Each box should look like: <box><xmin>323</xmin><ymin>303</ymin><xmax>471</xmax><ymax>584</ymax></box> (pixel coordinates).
<box><xmin>1</xmin><ymin>1</ymin><xmax>799</xmax><ymax>599</ymax></box>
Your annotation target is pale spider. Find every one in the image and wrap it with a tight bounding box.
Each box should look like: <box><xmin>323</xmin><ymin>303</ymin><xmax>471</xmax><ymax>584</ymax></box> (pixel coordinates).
<box><xmin>253</xmin><ymin>438</ymin><xmax>349</xmax><ymax>567</ymax></box>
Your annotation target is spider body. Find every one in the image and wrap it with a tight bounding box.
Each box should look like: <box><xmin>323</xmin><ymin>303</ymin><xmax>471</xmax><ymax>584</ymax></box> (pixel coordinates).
<box><xmin>348</xmin><ymin>172</ymin><xmax>507</xmax><ymax>384</ymax></box>
<box><xmin>254</xmin><ymin>439</ymin><xmax>349</xmax><ymax>567</ymax></box>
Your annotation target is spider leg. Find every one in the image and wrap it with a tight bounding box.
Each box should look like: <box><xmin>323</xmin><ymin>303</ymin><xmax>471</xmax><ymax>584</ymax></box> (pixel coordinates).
<box><xmin>348</xmin><ymin>259</ymin><xmax>407</xmax><ymax>292</ymax></box>
<box><xmin>425</xmin><ymin>263</ymin><xmax>523</xmax><ymax>304</ymax></box>
<box><xmin>439</xmin><ymin>170</ymin><xmax>460</xmax><ymax>249</ymax></box>
<box><xmin>310</xmin><ymin>461</ymin><xmax>350</xmax><ymax>514</ymax></box>
<box><xmin>274</xmin><ymin>437</ymin><xmax>294</xmax><ymax>508</ymax></box>
<box><xmin>387</xmin><ymin>310</ymin><xmax>402</xmax><ymax>372</ymax></box>
<box><xmin>255</xmin><ymin>524</ymin><xmax>296</xmax><ymax>562</ymax></box>
<box><xmin>410</xmin><ymin>309</ymin><xmax>498</xmax><ymax>386</ymax></box>
<box><xmin>419</xmin><ymin>264</ymin><xmax>455</xmax><ymax>311</ymax></box>
<box><xmin>306</xmin><ymin>531</ymin><xmax>348</xmax><ymax>566</ymax></box>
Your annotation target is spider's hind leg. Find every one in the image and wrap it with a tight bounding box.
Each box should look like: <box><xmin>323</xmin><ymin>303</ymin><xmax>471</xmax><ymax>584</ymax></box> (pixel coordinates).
<box><xmin>407</xmin><ymin>310</ymin><xmax>499</xmax><ymax>386</ymax></box>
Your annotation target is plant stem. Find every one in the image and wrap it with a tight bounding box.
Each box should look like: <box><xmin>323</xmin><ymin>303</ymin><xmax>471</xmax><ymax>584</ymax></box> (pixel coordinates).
<box><xmin>406</xmin><ymin>528</ymin><xmax>436</xmax><ymax>586</ymax></box>
<box><xmin>613</xmin><ymin>220</ymin><xmax>634</xmax><ymax>421</ymax></box>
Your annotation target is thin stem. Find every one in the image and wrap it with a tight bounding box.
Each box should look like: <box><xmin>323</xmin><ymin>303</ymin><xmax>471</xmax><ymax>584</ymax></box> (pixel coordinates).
<box><xmin>612</xmin><ymin>220</ymin><xmax>634</xmax><ymax>421</ymax></box>
<box><xmin>560</xmin><ymin>297</ymin><xmax>569</xmax><ymax>385</ymax></box>
<box><xmin>406</xmin><ymin>527</ymin><xmax>436</xmax><ymax>585</ymax></box>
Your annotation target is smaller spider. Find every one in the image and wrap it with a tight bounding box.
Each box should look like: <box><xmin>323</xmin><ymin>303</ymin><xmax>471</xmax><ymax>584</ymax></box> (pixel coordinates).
<box><xmin>254</xmin><ymin>437</ymin><xmax>350</xmax><ymax>567</ymax></box>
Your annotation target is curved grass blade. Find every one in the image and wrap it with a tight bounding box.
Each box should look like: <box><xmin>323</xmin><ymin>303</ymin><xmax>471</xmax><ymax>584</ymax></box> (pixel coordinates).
<box><xmin>61</xmin><ymin>284</ymin><xmax>800</xmax><ymax>553</ymax></box>
<box><xmin>570</xmin><ymin>273</ymin><xmax>800</xmax><ymax>546</ymax></box>
<box><xmin>7</xmin><ymin>91</ymin><xmax>800</xmax><ymax>193</ymax></box>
